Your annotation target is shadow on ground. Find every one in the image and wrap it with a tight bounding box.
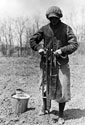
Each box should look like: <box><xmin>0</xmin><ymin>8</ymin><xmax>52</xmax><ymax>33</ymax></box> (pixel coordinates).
<box><xmin>65</xmin><ymin>108</ymin><xmax>85</xmax><ymax>120</ymax></box>
<box><xmin>26</xmin><ymin>107</ymin><xmax>35</xmax><ymax>111</ymax></box>
<box><xmin>50</xmin><ymin>110</ymin><xmax>59</xmax><ymax>115</ymax></box>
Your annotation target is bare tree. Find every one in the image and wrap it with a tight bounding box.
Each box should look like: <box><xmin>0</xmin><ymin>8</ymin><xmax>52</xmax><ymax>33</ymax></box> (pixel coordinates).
<box><xmin>64</xmin><ymin>8</ymin><xmax>85</xmax><ymax>42</ymax></box>
<box><xmin>15</xmin><ymin>17</ymin><xmax>27</xmax><ymax>56</ymax></box>
<box><xmin>24</xmin><ymin>17</ymin><xmax>39</xmax><ymax>56</ymax></box>
<box><xmin>0</xmin><ymin>19</ymin><xmax>14</xmax><ymax>56</ymax></box>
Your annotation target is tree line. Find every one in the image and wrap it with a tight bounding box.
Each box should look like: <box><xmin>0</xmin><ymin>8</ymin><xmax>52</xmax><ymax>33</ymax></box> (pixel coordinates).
<box><xmin>0</xmin><ymin>11</ymin><xmax>85</xmax><ymax>57</ymax></box>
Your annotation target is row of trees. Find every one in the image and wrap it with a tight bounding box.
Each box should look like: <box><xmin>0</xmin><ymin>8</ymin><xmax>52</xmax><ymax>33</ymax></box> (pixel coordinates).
<box><xmin>0</xmin><ymin>9</ymin><xmax>85</xmax><ymax>57</ymax></box>
<box><xmin>0</xmin><ymin>15</ymin><xmax>45</xmax><ymax>57</ymax></box>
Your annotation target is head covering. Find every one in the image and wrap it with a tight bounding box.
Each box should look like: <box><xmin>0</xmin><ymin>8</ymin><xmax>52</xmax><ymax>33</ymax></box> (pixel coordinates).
<box><xmin>46</xmin><ymin>6</ymin><xmax>63</xmax><ymax>19</ymax></box>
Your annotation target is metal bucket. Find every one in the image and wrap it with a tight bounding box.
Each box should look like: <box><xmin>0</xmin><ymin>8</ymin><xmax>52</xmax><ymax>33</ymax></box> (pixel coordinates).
<box><xmin>12</xmin><ymin>89</ymin><xmax>30</xmax><ymax>114</ymax></box>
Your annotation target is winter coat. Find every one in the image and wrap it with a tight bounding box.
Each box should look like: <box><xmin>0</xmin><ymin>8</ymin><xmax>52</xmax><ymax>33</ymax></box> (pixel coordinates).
<box><xmin>30</xmin><ymin>20</ymin><xmax>78</xmax><ymax>103</ymax></box>
<box><xmin>30</xmin><ymin>20</ymin><xmax>78</xmax><ymax>66</ymax></box>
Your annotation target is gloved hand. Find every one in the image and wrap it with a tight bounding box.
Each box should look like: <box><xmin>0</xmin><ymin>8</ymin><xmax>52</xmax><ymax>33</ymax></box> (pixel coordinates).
<box><xmin>53</xmin><ymin>49</ymin><xmax>62</xmax><ymax>56</ymax></box>
<box><xmin>38</xmin><ymin>48</ymin><xmax>46</xmax><ymax>55</ymax></box>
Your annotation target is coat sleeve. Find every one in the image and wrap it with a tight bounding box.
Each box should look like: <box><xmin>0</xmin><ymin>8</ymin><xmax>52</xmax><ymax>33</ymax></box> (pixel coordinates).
<box><xmin>30</xmin><ymin>27</ymin><xmax>44</xmax><ymax>51</ymax></box>
<box><xmin>61</xmin><ymin>26</ymin><xmax>78</xmax><ymax>55</ymax></box>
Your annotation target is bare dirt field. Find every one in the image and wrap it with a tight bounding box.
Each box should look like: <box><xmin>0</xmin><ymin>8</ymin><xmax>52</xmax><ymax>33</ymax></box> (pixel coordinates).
<box><xmin>0</xmin><ymin>53</ymin><xmax>85</xmax><ymax>125</ymax></box>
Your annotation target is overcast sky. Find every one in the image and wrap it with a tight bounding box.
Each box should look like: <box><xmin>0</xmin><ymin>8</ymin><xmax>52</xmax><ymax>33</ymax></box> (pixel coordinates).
<box><xmin>0</xmin><ymin>0</ymin><xmax>85</xmax><ymax>19</ymax></box>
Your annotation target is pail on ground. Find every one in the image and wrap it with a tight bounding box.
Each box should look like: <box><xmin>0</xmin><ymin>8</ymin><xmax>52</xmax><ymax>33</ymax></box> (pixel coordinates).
<box><xmin>12</xmin><ymin>89</ymin><xmax>30</xmax><ymax>114</ymax></box>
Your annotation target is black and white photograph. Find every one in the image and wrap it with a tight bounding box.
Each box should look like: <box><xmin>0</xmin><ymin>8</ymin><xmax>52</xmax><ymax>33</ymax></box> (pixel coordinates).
<box><xmin>0</xmin><ymin>0</ymin><xmax>84</xmax><ymax>125</ymax></box>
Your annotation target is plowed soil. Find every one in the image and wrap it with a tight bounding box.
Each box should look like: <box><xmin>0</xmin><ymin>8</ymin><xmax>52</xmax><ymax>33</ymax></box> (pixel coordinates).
<box><xmin>0</xmin><ymin>54</ymin><xmax>85</xmax><ymax>125</ymax></box>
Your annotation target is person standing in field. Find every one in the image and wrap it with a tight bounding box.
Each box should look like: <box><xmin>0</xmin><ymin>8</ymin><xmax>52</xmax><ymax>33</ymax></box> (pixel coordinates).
<box><xmin>30</xmin><ymin>6</ymin><xmax>78</xmax><ymax>125</ymax></box>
